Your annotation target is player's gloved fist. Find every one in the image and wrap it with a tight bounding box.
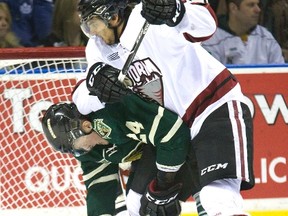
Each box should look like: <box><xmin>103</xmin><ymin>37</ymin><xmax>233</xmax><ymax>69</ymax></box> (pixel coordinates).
<box><xmin>141</xmin><ymin>0</ymin><xmax>186</xmax><ymax>27</ymax></box>
<box><xmin>140</xmin><ymin>179</ymin><xmax>182</xmax><ymax>216</ymax></box>
<box><xmin>86</xmin><ymin>62</ymin><xmax>132</xmax><ymax>103</ymax></box>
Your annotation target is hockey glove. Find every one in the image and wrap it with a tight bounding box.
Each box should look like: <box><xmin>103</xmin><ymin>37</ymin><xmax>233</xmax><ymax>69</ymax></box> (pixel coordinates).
<box><xmin>141</xmin><ymin>0</ymin><xmax>186</xmax><ymax>27</ymax></box>
<box><xmin>140</xmin><ymin>179</ymin><xmax>182</xmax><ymax>216</ymax></box>
<box><xmin>86</xmin><ymin>62</ymin><xmax>132</xmax><ymax>103</ymax></box>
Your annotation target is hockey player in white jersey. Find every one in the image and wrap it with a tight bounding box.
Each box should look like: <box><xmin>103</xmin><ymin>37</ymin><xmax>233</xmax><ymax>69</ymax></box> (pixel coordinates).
<box><xmin>73</xmin><ymin>0</ymin><xmax>255</xmax><ymax>215</ymax></box>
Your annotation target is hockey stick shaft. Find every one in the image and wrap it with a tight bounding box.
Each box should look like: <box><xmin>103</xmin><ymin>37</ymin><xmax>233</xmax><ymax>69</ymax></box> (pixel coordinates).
<box><xmin>118</xmin><ymin>21</ymin><xmax>150</xmax><ymax>82</ymax></box>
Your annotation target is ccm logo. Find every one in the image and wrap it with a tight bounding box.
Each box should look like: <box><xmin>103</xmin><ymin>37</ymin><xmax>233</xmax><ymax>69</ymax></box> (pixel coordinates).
<box><xmin>201</xmin><ymin>163</ymin><xmax>228</xmax><ymax>176</ymax></box>
<box><xmin>146</xmin><ymin>193</ymin><xmax>178</xmax><ymax>205</ymax></box>
<box><xmin>172</xmin><ymin>0</ymin><xmax>182</xmax><ymax>23</ymax></box>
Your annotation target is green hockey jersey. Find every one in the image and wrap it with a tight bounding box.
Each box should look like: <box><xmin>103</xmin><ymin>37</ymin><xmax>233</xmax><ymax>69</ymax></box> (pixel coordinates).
<box><xmin>76</xmin><ymin>94</ymin><xmax>190</xmax><ymax>215</ymax></box>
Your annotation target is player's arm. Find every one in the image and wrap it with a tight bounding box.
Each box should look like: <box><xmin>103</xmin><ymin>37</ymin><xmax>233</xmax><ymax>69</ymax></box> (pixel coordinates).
<box><xmin>71</xmin><ymin>79</ymin><xmax>105</xmax><ymax>115</ymax></box>
<box><xmin>139</xmin><ymin>119</ymin><xmax>190</xmax><ymax>216</ymax></box>
<box><xmin>85</xmin><ymin>62</ymin><xmax>132</xmax><ymax>102</ymax></box>
<box><xmin>141</xmin><ymin>0</ymin><xmax>217</xmax><ymax>42</ymax></box>
<box><xmin>121</xmin><ymin>96</ymin><xmax>190</xmax><ymax>216</ymax></box>
<box><xmin>77</xmin><ymin>156</ymin><xmax>121</xmax><ymax>215</ymax></box>
<box><xmin>71</xmin><ymin>61</ymin><xmax>133</xmax><ymax>115</ymax></box>
<box><xmin>180</xmin><ymin>1</ymin><xmax>218</xmax><ymax>42</ymax></box>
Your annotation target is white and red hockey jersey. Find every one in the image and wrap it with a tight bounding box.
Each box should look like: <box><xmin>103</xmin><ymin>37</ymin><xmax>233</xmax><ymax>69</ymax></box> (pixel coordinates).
<box><xmin>73</xmin><ymin>2</ymin><xmax>248</xmax><ymax>139</ymax></box>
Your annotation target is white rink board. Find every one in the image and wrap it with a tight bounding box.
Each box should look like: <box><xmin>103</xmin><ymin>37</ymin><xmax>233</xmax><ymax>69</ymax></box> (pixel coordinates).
<box><xmin>1</xmin><ymin>198</ymin><xmax>288</xmax><ymax>216</ymax></box>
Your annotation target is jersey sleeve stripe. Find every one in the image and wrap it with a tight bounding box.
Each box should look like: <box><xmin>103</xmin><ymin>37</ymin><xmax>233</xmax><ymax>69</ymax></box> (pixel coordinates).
<box><xmin>82</xmin><ymin>162</ymin><xmax>112</xmax><ymax>181</ymax></box>
<box><xmin>148</xmin><ymin>106</ymin><xmax>164</xmax><ymax>145</ymax></box>
<box><xmin>88</xmin><ymin>173</ymin><xmax>119</xmax><ymax>189</ymax></box>
<box><xmin>161</xmin><ymin>117</ymin><xmax>183</xmax><ymax>143</ymax></box>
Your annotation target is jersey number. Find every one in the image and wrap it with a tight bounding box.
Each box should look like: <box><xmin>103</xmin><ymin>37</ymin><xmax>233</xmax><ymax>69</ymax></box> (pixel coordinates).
<box><xmin>126</xmin><ymin>121</ymin><xmax>147</xmax><ymax>143</ymax></box>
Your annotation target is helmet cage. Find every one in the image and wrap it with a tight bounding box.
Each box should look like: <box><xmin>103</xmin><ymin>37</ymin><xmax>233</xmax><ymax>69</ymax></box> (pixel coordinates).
<box><xmin>42</xmin><ymin>103</ymin><xmax>90</xmax><ymax>157</ymax></box>
<box><xmin>79</xmin><ymin>0</ymin><xmax>128</xmax><ymax>22</ymax></box>
<box><xmin>79</xmin><ymin>0</ymin><xmax>128</xmax><ymax>38</ymax></box>
<box><xmin>66</xmin><ymin>123</ymin><xmax>90</xmax><ymax>157</ymax></box>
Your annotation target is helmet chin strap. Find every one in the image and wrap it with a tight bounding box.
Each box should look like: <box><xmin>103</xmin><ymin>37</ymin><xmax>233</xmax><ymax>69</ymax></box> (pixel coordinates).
<box><xmin>69</xmin><ymin>120</ymin><xmax>93</xmax><ymax>141</ymax></box>
<box><xmin>113</xmin><ymin>27</ymin><xmax>120</xmax><ymax>43</ymax></box>
<box><xmin>68</xmin><ymin>123</ymin><xmax>94</xmax><ymax>157</ymax></box>
<box><xmin>107</xmin><ymin>16</ymin><xmax>126</xmax><ymax>44</ymax></box>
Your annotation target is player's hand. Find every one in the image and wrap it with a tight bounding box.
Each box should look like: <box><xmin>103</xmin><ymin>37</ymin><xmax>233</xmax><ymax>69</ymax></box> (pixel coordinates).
<box><xmin>141</xmin><ymin>0</ymin><xmax>185</xmax><ymax>27</ymax></box>
<box><xmin>139</xmin><ymin>179</ymin><xmax>182</xmax><ymax>216</ymax></box>
<box><xmin>86</xmin><ymin>62</ymin><xmax>132</xmax><ymax>103</ymax></box>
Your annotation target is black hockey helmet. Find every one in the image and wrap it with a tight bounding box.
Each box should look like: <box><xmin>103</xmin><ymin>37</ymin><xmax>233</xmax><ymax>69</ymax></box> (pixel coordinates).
<box><xmin>78</xmin><ymin>0</ymin><xmax>140</xmax><ymax>38</ymax></box>
<box><xmin>78</xmin><ymin>0</ymin><xmax>129</xmax><ymax>22</ymax></box>
<box><xmin>41</xmin><ymin>102</ymin><xmax>88</xmax><ymax>156</ymax></box>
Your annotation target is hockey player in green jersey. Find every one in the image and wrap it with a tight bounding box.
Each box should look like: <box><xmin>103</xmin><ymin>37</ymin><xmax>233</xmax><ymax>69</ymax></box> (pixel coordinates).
<box><xmin>41</xmin><ymin>65</ymin><xmax>192</xmax><ymax>216</ymax></box>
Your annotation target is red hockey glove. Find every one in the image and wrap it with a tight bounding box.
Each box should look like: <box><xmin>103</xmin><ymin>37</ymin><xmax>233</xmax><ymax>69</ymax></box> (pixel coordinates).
<box><xmin>140</xmin><ymin>179</ymin><xmax>182</xmax><ymax>216</ymax></box>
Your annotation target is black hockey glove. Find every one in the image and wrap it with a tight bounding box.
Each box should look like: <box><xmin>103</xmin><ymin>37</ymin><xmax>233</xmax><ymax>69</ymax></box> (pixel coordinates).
<box><xmin>86</xmin><ymin>62</ymin><xmax>132</xmax><ymax>103</ymax></box>
<box><xmin>140</xmin><ymin>179</ymin><xmax>182</xmax><ymax>216</ymax></box>
<box><xmin>141</xmin><ymin>0</ymin><xmax>186</xmax><ymax>27</ymax></box>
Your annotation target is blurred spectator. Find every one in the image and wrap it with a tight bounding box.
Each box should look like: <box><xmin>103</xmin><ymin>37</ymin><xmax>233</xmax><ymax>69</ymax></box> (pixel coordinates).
<box><xmin>260</xmin><ymin>0</ymin><xmax>288</xmax><ymax>62</ymax></box>
<box><xmin>42</xmin><ymin>0</ymin><xmax>88</xmax><ymax>47</ymax></box>
<box><xmin>210</xmin><ymin>0</ymin><xmax>227</xmax><ymax>16</ymax></box>
<box><xmin>202</xmin><ymin>0</ymin><xmax>285</xmax><ymax>65</ymax></box>
<box><xmin>0</xmin><ymin>2</ymin><xmax>22</xmax><ymax>48</ymax></box>
<box><xmin>0</xmin><ymin>0</ymin><xmax>53</xmax><ymax>47</ymax></box>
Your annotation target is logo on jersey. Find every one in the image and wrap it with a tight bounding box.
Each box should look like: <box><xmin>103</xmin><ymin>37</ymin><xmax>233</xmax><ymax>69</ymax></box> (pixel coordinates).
<box><xmin>127</xmin><ymin>58</ymin><xmax>164</xmax><ymax>105</ymax></box>
<box><xmin>93</xmin><ymin>119</ymin><xmax>112</xmax><ymax>139</ymax></box>
<box><xmin>107</xmin><ymin>52</ymin><xmax>120</xmax><ymax>61</ymax></box>
<box><xmin>105</xmin><ymin>144</ymin><xmax>118</xmax><ymax>157</ymax></box>
<box><xmin>172</xmin><ymin>0</ymin><xmax>182</xmax><ymax>23</ymax></box>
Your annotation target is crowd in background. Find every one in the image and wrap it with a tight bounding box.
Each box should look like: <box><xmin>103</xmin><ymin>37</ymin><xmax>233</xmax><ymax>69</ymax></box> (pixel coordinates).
<box><xmin>0</xmin><ymin>0</ymin><xmax>87</xmax><ymax>48</ymax></box>
<box><xmin>0</xmin><ymin>0</ymin><xmax>287</xmax><ymax>63</ymax></box>
<box><xmin>203</xmin><ymin>0</ymin><xmax>285</xmax><ymax>64</ymax></box>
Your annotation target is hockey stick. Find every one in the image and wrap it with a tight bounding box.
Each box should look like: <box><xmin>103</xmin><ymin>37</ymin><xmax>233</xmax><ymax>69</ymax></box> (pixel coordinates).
<box><xmin>118</xmin><ymin>20</ymin><xmax>150</xmax><ymax>83</ymax></box>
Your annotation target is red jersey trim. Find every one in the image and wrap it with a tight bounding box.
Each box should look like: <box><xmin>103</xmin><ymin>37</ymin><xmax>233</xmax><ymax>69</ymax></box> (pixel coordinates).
<box><xmin>182</xmin><ymin>68</ymin><xmax>238</xmax><ymax>127</ymax></box>
<box><xmin>232</xmin><ymin>101</ymin><xmax>247</xmax><ymax>182</ymax></box>
<box><xmin>183</xmin><ymin>3</ymin><xmax>218</xmax><ymax>42</ymax></box>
